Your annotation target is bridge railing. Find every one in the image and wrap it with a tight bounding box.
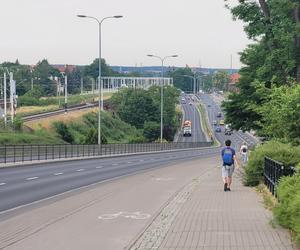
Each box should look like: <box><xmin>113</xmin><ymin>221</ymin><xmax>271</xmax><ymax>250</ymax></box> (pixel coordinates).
<box><xmin>0</xmin><ymin>142</ymin><xmax>213</xmax><ymax>165</ymax></box>
<box><xmin>264</xmin><ymin>157</ymin><xmax>296</xmax><ymax>196</ymax></box>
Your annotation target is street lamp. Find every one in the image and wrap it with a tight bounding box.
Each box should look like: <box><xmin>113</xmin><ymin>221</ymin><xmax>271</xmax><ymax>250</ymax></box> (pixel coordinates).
<box><xmin>77</xmin><ymin>14</ymin><xmax>123</xmax><ymax>145</ymax></box>
<box><xmin>147</xmin><ymin>54</ymin><xmax>178</xmax><ymax>143</ymax></box>
<box><xmin>182</xmin><ymin>75</ymin><xmax>197</xmax><ymax>142</ymax></box>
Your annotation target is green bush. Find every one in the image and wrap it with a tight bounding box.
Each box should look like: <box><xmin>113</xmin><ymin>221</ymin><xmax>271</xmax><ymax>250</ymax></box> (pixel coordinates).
<box><xmin>53</xmin><ymin>121</ymin><xmax>74</xmax><ymax>143</ymax></box>
<box><xmin>244</xmin><ymin>141</ymin><xmax>300</xmax><ymax>186</ymax></box>
<box><xmin>274</xmin><ymin>174</ymin><xmax>300</xmax><ymax>244</ymax></box>
<box><xmin>143</xmin><ymin>121</ymin><xmax>160</xmax><ymax>142</ymax></box>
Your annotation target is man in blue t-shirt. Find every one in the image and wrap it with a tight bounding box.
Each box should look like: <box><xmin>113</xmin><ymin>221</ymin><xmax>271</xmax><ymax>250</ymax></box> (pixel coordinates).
<box><xmin>221</xmin><ymin>139</ymin><xmax>237</xmax><ymax>191</ymax></box>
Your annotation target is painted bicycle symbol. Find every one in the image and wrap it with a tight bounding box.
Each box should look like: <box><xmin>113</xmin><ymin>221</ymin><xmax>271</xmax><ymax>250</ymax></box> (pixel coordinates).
<box><xmin>98</xmin><ymin>211</ymin><xmax>151</xmax><ymax>220</ymax></box>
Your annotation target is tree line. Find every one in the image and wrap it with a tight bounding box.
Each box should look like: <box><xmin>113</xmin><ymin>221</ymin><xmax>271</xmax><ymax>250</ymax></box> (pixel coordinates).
<box><xmin>223</xmin><ymin>0</ymin><xmax>300</xmax><ymax>145</ymax></box>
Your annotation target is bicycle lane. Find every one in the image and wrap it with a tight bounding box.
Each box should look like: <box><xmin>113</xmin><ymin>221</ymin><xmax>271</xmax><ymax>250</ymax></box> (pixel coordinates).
<box><xmin>0</xmin><ymin>156</ymin><xmax>218</xmax><ymax>250</ymax></box>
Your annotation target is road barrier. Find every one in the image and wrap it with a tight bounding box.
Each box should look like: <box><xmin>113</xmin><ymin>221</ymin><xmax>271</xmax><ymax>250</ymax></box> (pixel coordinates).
<box><xmin>0</xmin><ymin>142</ymin><xmax>213</xmax><ymax>165</ymax></box>
<box><xmin>264</xmin><ymin>157</ymin><xmax>295</xmax><ymax>196</ymax></box>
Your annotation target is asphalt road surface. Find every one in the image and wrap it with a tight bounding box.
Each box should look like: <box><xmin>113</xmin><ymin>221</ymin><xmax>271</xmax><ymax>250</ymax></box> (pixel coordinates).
<box><xmin>177</xmin><ymin>94</ymin><xmax>206</xmax><ymax>142</ymax></box>
<box><xmin>198</xmin><ymin>93</ymin><xmax>258</xmax><ymax>149</ymax></box>
<box><xmin>0</xmin><ymin>93</ymin><xmax>258</xmax><ymax>215</ymax></box>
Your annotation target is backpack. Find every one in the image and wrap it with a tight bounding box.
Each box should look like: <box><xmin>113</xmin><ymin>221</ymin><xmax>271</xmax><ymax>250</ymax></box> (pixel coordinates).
<box><xmin>223</xmin><ymin>148</ymin><xmax>233</xmax><ymax>165</ymax></box>
<box><xmin>242</xmin><ymin>147</ymin><xmax>247</xmax><ymax>153</ymax></box>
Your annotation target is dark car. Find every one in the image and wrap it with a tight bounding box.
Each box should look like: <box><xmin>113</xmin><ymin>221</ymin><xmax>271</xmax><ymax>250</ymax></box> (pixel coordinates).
<box><xmin>216</xmin><ymin>112</ymin><xmax>222</xmax><ymax>118</ymax></box>
<box><xmin>215</xmin><ymin>127</ymin><xmax>221</xmax><ymax>133</ymax></box>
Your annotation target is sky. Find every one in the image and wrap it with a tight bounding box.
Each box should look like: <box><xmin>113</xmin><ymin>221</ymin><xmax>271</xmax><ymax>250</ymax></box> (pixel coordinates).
<box><xmin>0</xmin><ymin>0</ymin><xmax>250</xmax><ymax>69</ymax></box>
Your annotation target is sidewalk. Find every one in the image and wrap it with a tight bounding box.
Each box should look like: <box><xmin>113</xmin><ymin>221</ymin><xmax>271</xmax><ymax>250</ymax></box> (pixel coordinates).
<box><xmin>130</xmin><ymin>166</ymin><xmax>296</xmax><ymax>249</ymax></box>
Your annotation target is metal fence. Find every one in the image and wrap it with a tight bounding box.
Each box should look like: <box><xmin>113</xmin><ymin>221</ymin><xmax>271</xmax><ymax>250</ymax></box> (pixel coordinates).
<box><xmin>0</xmin><ymin>142</ymin><xmax>212</xmax><ymax>165</ymax></box>
<box><xmin>264</xmin><ymin>157</ymin><xmax>296</xmax><ymax>196</ymax></box>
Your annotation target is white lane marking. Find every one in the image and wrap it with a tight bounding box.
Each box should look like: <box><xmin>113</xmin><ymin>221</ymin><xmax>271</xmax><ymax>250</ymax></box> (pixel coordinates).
<box><xmin>96</xmin><ymin>166</ymin><xmax>103</xmax><ymax>169</ymax></box>
<box><xmin>98</xmin><ymin>211</ymin><xmax>151</xmax><ymax>220</ymax></box>
<box><xmin>127</xmin><ymin>161</ymin><xmax>132</xmax><ymax>164</ymax></box>
<box><xmin>139</xmin><ymin>159</ymin><xmax>144</xmax><ymax>162</ymax></box>
<box><xmin>54</xmin><ymin>172</ymin><xmax>64</xmax><ymax>176</ymax></box>
<box><xmin>76</xmin><ymin>169</ymin><xmax>85</xmax><ymax>172</ymax></box>
<box><xmin>26</xmin><ymin>177</ymin><xmax>39</xmax><ymax>181</ymax></box>
<box><xmin>0</xmin><ymin>183</ymin><xmax>6</xmax><ymax>186</ymax></box>
<box><xmin>112</xmin><ymin>163</ymin><xmax>119</xmax><ymax>166</ymax></box>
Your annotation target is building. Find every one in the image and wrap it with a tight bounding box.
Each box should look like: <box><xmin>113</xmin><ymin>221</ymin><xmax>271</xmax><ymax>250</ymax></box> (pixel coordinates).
<box><xmin>51</xmin><ymin>64</ymin><xmax>76</xmax><ymax>73</ymax></box>
<box><xmin>229</xmin><ymin>73</ymin><xmax>240</xmax><ymax>92</ymax></box>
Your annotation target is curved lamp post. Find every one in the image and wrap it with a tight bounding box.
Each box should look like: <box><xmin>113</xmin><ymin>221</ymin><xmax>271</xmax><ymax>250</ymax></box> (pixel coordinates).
<box><xmin>147</xmin><ymin>54</ymin><xmax>178</xmax><ymax>143</ymax></box>
<box><xmin>77</xmin><ymin>14</ymin><xmax>123</xmax><ymax>145</ymax></box>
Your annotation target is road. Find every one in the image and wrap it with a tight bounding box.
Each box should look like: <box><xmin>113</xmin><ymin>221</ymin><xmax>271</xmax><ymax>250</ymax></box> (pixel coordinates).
<box><xmin>177</xmin><ymin>94</ymin><xmax>206</xmax><ymax>142</ymax></box>
<box><xmin>0</xmin><ymin>149</ymin><xmax>218</xmax><ymax>213</ymax></box>
<box><xmin>0</xmin><ymin>93</ymin><xmax>257</xmax><ymax>214</ymax></box>
<box><xmin>198</xmin><ymin>93</ymin><xmax>258</xmax><ymax>149</ymax></box>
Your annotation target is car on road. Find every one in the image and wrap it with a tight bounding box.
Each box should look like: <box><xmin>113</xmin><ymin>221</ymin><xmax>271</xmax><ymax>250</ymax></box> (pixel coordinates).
<box><xmin>208</xmin><ymin>104</ymin><xmax>211</xmax><ymax>107</ymax></box>
<box><xmin>225</xmin><ymin>128</ymin><xmax>232</xmax><ymax>135</ymax></box>
<box><xmin>219</xmin><ymin>120</ymin><xmax>225</xmax><ymax>126</ymax></box>
<box><xmin>216</xmin><ymin>112</ymin><xmax>222</xmax><ymax>118</ymax></box>
<box><xmin>215</xmin><ymin>127</ymin><xmax>221</xmax><ymax>133</ymax></box>
<box><xmin>189</xmin><ymin>102</ymin><xmax>192</xmax><ymax>105</ymax></box>
<box><xmin>213</xmin><ymin>120</ymin><xmax>217</xmax><ymax>126</ymax></box>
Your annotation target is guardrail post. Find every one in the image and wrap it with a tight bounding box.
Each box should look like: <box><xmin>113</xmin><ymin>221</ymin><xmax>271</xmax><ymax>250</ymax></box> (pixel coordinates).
<box><xmin>14</xmin><ymin>146</ymin><xmax>16</xmax><ymax>163</ymax></box>
<box><xmin>30</xmin><ymin>145</ymin><xmax>33</xmax><ymax>161</ymax></box>
<box><xmin>52</xmin><ymin>144</ymin><xmax>55</xmax><ymax>159</ymax></box>
<box><xmin>45</xmin><ymin>145</ymin><xmax>48</xmax><ymax>160</ymax></box>
<box><xmin>38</xmin><ymin>145</ymin><xmax>40</xmax><ymax>161</ymax></box>
<box><xmin>4</xmin><ymin>146</ymin><xmax>7</xmax><ymax>164</ymax></box>
<box><xmin>65</xmin><ymin>144</ymin><xmax>67</xmax><ymax>158</ymax></box>
<box><xmin>22</xmin><ymin>145</ymin><xmax>24</xmax><ymax>162</ymax></box>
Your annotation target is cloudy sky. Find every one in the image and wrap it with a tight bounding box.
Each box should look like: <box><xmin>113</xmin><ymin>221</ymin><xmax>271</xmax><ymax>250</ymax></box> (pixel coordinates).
<box><xmin>0</xmin><ymin>0</ymin><xmax>249</xmax><ymax>68</ymax></box>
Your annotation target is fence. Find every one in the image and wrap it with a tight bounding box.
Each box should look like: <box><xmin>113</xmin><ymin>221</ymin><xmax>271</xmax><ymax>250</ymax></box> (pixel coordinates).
<box><xmin>0</xmin><ymin>142</ymin><xmax>212</xmax><ymax>165</ymax></box>
<box><xmin>264</xmin><ymin>157</ymin><xmax>296</xmax><ymax>196</ymax></box>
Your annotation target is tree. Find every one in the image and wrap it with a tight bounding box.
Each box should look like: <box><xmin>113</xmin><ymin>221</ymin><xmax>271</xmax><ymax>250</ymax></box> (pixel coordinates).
<box><xmin>212</xmin><ymin>71</ymin><xmax>230</xmax><ymax>91</ymax></box>
<box><xmin>168</xmin><ymin>67</ymin><xmax>194</xmax><ymax>92</ymax></box>
<box><xmin>143</xmin><ymin>121</ymin><xmax>160</xmax><ymax>142</ymax></box>
<box><xmin>33</xmin><ymin>59</ymin><xmax>60</xmax><ymax>96</ymax></box>
<box><xmin>84</xmin><ymin>58</ymin><xmax>119</xmax><ymax>79</ymax></box>
<box><xmin>223</xmin><ymin>0</ymin><xmax>300</xmax><ymax>132</ymax></box>
<box><xmin>110</xmin><ymin>88</ymin><xmax>159</xmax><ymax>129</ymax></box>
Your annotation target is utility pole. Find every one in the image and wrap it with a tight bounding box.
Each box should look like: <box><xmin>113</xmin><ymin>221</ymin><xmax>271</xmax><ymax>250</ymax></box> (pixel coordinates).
<box><xmin>64</xmin><ymin>75</ymin><xmax>68</xmax><ymax>113</ymax></box>
<box><xmin>81</xmin><ymin>77</ymin><xmax>83</xmax><ymax>94</ymax></box>
<box><xmin>3</xmin><ymin>72</ymin><xmax>7</xmax><ymax>126</ymax></box>
<box><xmin>9</xmin><ymin>72</ymin><xmax>16</xmax><ymax>123</ymax></box>
<box><xmin>92</xmin><ymin>78</ymin><xmax>95</xmax><ymax>94</ymax></box>
<box><xmin>31</xmin><ymin>78</ymin><xmax>33</xmax><ymax>90</ymax></box>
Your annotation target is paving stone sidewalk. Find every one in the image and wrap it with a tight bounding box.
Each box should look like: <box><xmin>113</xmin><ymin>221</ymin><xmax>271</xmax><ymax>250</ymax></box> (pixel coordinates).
<box><xmin>131</xmin><ymin>166</ymin><xmax>296</xmax><ymax>250</ymax></box>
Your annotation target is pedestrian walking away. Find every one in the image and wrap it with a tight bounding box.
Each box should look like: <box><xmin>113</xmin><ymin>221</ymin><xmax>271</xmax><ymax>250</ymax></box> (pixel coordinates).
<box><xmin>240</xmin><ymin>142</ymin><xmax>248</xmax><ymax>165</ymax></box>
<box><xmin>221</xmin><ymin>139</ymin><xmax>238</xmax><ymax>192</ymax></box>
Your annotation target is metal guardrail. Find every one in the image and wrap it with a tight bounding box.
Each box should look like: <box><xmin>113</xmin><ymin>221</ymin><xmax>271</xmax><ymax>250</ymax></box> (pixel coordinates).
<box><xmin>0</xmin><ymin>142</ymin><xmax>213</xmax><ymax>165</ymax></box>
<box><xmin>264</xmin><ymin>157</ymin><xmax>295</xmax><ymax>196</ymax></box>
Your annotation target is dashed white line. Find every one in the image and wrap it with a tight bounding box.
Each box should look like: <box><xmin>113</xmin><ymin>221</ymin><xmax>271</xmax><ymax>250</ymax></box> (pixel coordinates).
<box><xmin>76</xmin><ymin>169</ymin><xmax>85</xmax><ymax>172</ymax></box>
<box><xmin>112</xmin><ymin>163</ymin><xmax>119</xmax><ymax>166</ymax></box>
<box><xmin>96</xmin><ymin>166</ymin><xmax>103</xmax><ymax>169</ymax></box>
<box><xmin>54</xmin><ymin>172</ymin><xmax>64</xmax><ymax>176</ymax></box>
<box><xmin>0</xmin><ymin>183</ymin><xmax>6</xmax><ymax>186</ymax></box>
<box><xmin>26</xmin><ymin>177</ymin><xmax>39</xmax><ymax>181</ymax></box>
<box><xmin>127</xmin><ymin>162</ymin><xmax>132</xmax><ymax>164</ymax></box>
<box><xmin>139</xmin><ymin>159</ymin><xmax>144</xmax><ymax>162</ymax></box>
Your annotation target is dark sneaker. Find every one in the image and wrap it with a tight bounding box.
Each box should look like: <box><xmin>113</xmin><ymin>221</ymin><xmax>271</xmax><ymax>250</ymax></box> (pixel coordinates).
<box><xmin>227</xmin><ymin>188</ymin><xmax>231</xmax><ymax>191</ymax></box>
<box><xmin>224</xmin><ymin>183</ymin><xmax>227</xmax><ymax>192</ymax></box>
